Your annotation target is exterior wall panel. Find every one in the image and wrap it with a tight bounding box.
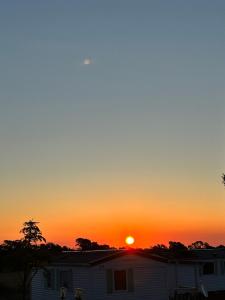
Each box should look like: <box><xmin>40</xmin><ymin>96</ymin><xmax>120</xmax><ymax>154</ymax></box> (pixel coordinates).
<box><xmin>90</xmin><ymin>255</ymin><xmax>168</xmax><ymax>300</ymax></box>
<box><xmin>31</xmin><ymin>254</ymin><xmax>225</xmax><ymax>300</ymax></box>
<box><xmin>31</xmin><ymin>255</ymin><xmax>169</xmax><ymax>300</ymax></box>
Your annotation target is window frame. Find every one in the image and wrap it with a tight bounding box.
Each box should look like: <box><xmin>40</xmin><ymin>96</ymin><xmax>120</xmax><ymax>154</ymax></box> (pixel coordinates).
<box><xmin>202</xmin><ymin>262</ymin><xmax>215</xmax><ymax>275</ymax></box>
<box><xmin>222</xmin><ymin>261</ymin><xmax>225</xmax><ymax>274</ymax></box>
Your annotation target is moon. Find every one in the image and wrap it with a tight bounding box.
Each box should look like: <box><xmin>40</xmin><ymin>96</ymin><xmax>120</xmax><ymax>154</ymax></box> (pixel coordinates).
<box><xmin>83</xmin><ymin>58</ymin><xmax>93</xmax><ymax>65</ymax></box>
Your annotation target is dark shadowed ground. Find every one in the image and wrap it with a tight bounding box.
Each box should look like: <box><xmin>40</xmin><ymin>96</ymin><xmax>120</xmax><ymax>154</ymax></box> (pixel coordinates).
<box><xmin>0</xmin><ymin>272</ymin><xmax>22</xmax><ymax>300</ymax></box>
<box><xmin>0</xmin><ymin>285</ymin><xmax>22</xmax><ymax>300</ymax></box>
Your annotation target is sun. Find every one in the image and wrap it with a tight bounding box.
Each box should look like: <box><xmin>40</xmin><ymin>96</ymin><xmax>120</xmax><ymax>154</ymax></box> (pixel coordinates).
<box><xmin>125</xmin><ymin>235</ymin><xmax>135</xmax><ymax>246</ymax></box>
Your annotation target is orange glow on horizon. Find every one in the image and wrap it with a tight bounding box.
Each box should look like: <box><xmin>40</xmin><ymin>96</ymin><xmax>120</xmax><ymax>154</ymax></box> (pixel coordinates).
<box><xmin>1</xmin><ymin>180</ymin><xmax>225</xmax><ymax>249</ymax></box>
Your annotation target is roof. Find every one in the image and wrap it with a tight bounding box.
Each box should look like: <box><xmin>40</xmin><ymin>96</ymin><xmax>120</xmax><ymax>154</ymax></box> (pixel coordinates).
<box><xmin>190</xmin><ymin>249</ymin><xmax>225</xmax><ymax>260</ymax></box>
<box><xmin>50</xmin><ymin>248</ymin><xmax>225</xmax><ymax>266</ymax></box>
<box><xmin>51</xmin><ymin>249</ymin><xmax>168</xmax><ymax>266</ymax></box>
<box><xmin>155</xmin><ymin>248</ymin><xmax>225</xmax><ymax>263</ymax></box>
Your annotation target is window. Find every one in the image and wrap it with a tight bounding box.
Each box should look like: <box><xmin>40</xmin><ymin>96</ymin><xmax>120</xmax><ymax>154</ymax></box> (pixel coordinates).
<box><xmin>222</xmin><ymin>261</ymin><xmax>225</xmax><ymax>274</ymax></box>
<box><xmin>203</xmin><ymin>262</ymin><xmax>215</xmax><ymax>275</ymax></box>
<box><xmin>106</xmin><ymin>269</ymin><xmax>134</xmax><ymax>294</ymax></box>
<box><xmin>114</xmin><ymin>270</ymin><xmax>127</xmax><ymax>291</ymax></box>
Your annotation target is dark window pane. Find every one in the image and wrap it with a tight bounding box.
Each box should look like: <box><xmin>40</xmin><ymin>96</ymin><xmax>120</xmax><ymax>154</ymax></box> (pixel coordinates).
<box><xmin>203</xmin><ymin>262</ymin><xmax>214</xmax><ymax>275</ymax></box>
<box><xmin>114</xmin><ymin>270</ymin><xmax>127</xmax><ymax>290</ymax></box>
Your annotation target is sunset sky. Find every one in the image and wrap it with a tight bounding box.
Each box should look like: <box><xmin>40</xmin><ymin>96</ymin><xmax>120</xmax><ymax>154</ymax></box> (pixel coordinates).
<box><xmin>0</xmin><ymin>1</ymin><xmax>225</xmax><ymax>248</ymax></box>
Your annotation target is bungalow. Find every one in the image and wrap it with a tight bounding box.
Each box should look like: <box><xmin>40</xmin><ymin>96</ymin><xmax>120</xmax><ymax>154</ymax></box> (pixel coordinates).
<box><xmin>31</xmin><ymin>249</ymin><xmax>225</xmax><ymax>300</ymax></box>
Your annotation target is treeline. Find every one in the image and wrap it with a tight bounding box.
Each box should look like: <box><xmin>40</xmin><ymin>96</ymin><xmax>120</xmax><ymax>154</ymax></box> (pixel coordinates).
<box><xmin>151</xmin><ymin>240</ymin><xmax>225</xmax><ymax>251</ymax></box>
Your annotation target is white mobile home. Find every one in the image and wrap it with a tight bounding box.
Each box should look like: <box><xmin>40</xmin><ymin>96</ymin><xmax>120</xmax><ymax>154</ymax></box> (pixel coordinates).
<box><xmin>31</xmin><ymin>249</ymin><xmax>225</xmax><ymax>300</ymax></box>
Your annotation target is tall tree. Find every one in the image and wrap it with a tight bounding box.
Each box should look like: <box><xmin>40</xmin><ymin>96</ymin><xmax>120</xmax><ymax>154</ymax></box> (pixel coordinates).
<box><xmin>20</xmin><ymin>220</ymin><xmax>46</xmax><ymax>246</ymax></box>
<box><xmin>19</xmin><ymin>220</ymin><xmax>46</xmax><ymax>300</ymax></box>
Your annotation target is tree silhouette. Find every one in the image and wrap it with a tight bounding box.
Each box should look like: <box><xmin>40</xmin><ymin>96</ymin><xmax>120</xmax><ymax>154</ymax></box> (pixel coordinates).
<box><xmin>169</xmin><ymin>241</ymin><xmax>188</xmax><ymax>251</ymax></box>
<box><xmin>19</xmin><ymin>220</ymin><xmax>46</xmax><ymax>300</ymax></box>
<box><xmin>76</xmin><ymin>238</ymin><xmax>92</xmax><ymax>250</ymax></box>
<box><xmin>188</xmin><ymin>241</ymin><xmax>213</xmax><ymax>249</ymax></box>
<box><xmin>222</xmin><ymin>174</ymin><xmax>225</xmax><ymax>186</ymax></box>
<box><xmin>75</xmin><ymin>238</ymin><xmax>110</xmax><ymax>250</ymax></box>
<box><xmin>151</xmin><ymin>244</ymin><xmax>168</xmax><ymax>252</ymax></box>
<box><xmin>20</xmin><ymin>220</ymin><xmax>46</xmax><ymax>246</ymax></box>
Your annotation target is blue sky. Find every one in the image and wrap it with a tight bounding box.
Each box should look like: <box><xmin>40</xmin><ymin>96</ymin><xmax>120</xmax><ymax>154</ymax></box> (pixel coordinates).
<box><xmin>0</xmin><ymin>1</ymin><xmax>225</xmax><ymax>246</ymax></box>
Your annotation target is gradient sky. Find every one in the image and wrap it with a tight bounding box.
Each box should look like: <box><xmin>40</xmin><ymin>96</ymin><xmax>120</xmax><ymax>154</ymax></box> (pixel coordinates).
<box><xmin>0</xmin><ymin>0</ymin><xmax>225</xmax><ymax>248</ymax></box>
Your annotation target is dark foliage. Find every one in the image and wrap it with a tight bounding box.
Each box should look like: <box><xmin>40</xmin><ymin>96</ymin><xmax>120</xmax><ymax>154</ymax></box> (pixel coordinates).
<box><xmin>0</xmin><ymin>220</ymin><xmax>74</xmax><ymax>300</ymax></box>
<box><xmin>20</xmin><ymin>220</ymin><xmax>46</xmax><ymax>246</ymax></box>
<box><xmin>188</xmin><ymin>241</ymin><xmax>214</xmax><ymax>249</ymax></box>
<box><xmin>222</xmin><ymin>173</ymin><xmax>225</xmax><ymax>186</ymax></box>
<box><xmin>151</xmin><ymin>244</ymin><xmax>168</xmax><ymax>251</ymax></box>
<box><xmin>168</xmin><ymin>241</ymin><xmax>188</xmax><ymax>251</ymax></box>
<box><xmin>75</xmin><ymin>238</ymin><xmax>111</xmax><ymax>250</ymax></box>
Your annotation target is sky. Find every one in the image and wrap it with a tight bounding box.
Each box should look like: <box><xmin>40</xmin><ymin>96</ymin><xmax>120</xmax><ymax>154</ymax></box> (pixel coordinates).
<box><xmin>0</xmin><ymin>0</ymin><xmax>225</xmax><ymax>248</ymax></box>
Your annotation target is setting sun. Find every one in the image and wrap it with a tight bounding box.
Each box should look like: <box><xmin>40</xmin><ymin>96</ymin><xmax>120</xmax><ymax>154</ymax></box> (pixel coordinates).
<box><xmin>125</xmin><ymin>235</ymin><xmax>135</xmax><ymax>245</ymax></box>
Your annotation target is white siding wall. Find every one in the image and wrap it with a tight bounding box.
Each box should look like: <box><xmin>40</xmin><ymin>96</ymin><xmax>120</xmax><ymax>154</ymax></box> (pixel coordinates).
<box><xmin>31</xmin><ymin>255</ymin><xmax>169</xmax><ymax>300</ymax></box>
<box><xmin>169</xmin><ymin>260</ymin><xmax>225</xmax><ymax>294</ymax></box>
<box><xmin>31</xmin><ymin>266</ymin><xmax>90</xmax><ymax>300</ymax></box>
<box><xmin>167</xmin><ymin>264</ymin><xmax>177</xmax><ymax>296</ymax></box>
<box><xmin>165</xmin><ymin>263</ymin><xmax>197</xmax><ymax>298</ymax></box>
<box><xmin>31</xmin><ymin>270</ymin><xmax>44</xmax><ymax>300</ymax></box>
<box><xmin>177</xmin><ymin>264</ymin><xmax>196</xmax><ymax>287</ymax></box>
<box><xmin>199</xmin><ymin>260</ymin><xmax>225</xmax><ymax>292</ymax></box>
<box><xmin>31</xmin><ymin>257</ymin><xmax>225</xmax><ymax>300</ymax></box>
<box><xmin>90</xmin><ymin>255</ymin><xmax>168</xmax><ymax>300</ymax></box>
